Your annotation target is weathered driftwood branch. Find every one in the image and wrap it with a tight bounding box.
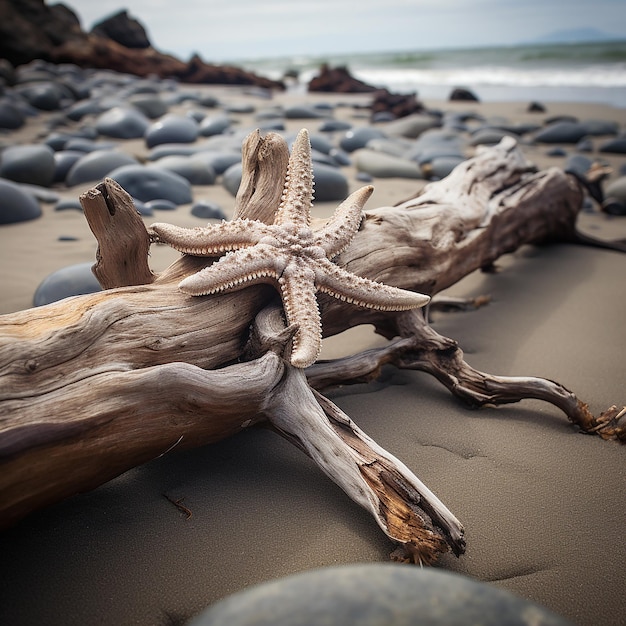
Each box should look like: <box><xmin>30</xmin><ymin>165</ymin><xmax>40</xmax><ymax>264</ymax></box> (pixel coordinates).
<box><xmin>0</xmin><ymin>132</ymin><xmax>623</xmax><ymax>564</ymax></box>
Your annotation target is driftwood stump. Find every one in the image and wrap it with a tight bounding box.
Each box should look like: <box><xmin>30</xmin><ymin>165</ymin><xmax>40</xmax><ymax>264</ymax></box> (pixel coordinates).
<box><xmin>0</xmin><ymin>132</ymin><xmax>623</xmax><ymax>565</ymax></box>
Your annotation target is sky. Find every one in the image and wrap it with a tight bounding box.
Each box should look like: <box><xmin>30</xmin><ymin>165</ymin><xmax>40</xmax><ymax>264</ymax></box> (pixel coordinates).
<box><xmin>63</xmin><ymin>0</ymin><xmax>626</xmax><ymax>61</ymax></box>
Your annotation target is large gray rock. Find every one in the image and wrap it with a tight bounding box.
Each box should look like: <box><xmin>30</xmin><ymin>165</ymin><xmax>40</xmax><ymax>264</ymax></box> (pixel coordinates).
<box><xmin>66</xmin><ymin>150</ymin><xmax>139</xmax><ymax>186</ymax></box>
<box><xmin>0</xmin><ymin>144</ymin><xmax>55</xmax><ymax>187</ymax></box>
<box><xmin>533</xmin><ymin>122</ymin><xmax>588</xmax><ymax>144</ymax></box>
<box><xmin>148</xmin><ymin>155</ymin><xmax>216</xmax><ymax>185</ymax></box>
<box><xmin>0</xmin><ymin>179</ymin><xmax>41</xmax><ymax>224</ymax></box>
<box><xmin>33</xmin><ymin>262</ymin><xmax>102</xmax><ymax>307</ymax></box>
<box><xmin>145</xmin><ymin>114</ymin><xmax>199</xmax><ymax>148</ymax></box>
<box><xmin>189</xmin><ymin>564</ymin><xmax>572</xmax><ymax>626</ymax></box>
<box><xmin>354</xmin><ymin>149</ymin><xmax>423</xmax><ymax>179</ymax></box>
<box><xmin>108</xmin><ymin>164</ymin><xmax>193</xmax><ymax>204</ymax></box>
<box><xmin>95</xmin><ymin>106</ymin><xmax>151</xmax><ymax>139</ymax></box>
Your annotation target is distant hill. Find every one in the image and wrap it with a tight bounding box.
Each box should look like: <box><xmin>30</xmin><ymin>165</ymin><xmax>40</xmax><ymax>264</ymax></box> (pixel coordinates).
<box><xmin>527</xmin><ymin>27</ymin><xmax>625</xmax><ymax>45</ymax></box>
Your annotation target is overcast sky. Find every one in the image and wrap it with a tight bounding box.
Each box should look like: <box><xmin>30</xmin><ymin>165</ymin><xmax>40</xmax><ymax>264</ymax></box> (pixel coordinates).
<box><xmin>65</xmin><ymin>0</ymin><xmax>626</xmax><ymax>61</ymax></box>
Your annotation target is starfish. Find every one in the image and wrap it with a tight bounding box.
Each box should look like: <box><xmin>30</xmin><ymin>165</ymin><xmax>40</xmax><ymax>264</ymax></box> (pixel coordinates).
<box><xmin>150</xmin><ymin>129</ymin><xmax>429</xmax><ymax>368</ymax></box>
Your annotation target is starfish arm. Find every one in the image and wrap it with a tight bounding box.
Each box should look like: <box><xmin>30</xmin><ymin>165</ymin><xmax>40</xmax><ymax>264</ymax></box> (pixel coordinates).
<box><xmin>315</xmin><ymin>258</ymin><xmax>430</xmax><ymax>311</ymax></box>
<box><xmin>178</xmin><ymin>244</ymin><xmax>283</xmax><ymax>295</ymax></box>
<box><xmin>150</xmin><ymin>220</ymin><xmax>272</xmax><ymax>256</ymax></box>
<box><xmin>279</xmin><ymin>262</ymin><xmax>323</xmax><ymax>368</ymax></box>
<box><xmin>314</xmin><ymin>185</ymin><xmax>374</xmax><ymax>258</ymax></box>
<box><xmin>273</xmin><ymin>129</ymin><xmax>314</xmax><ymax>229</ymax></box>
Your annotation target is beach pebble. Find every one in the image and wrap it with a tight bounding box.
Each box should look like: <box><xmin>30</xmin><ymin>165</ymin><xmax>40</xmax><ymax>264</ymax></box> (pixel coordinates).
<box><xmin>0</xmin><ymin>144</ymin><xmax>55</xmax><ymax>187</ymax></box>
<box><xmin>470</xmin><ymin>128</ymin><xmax>518</xmax><ymax>146</ymax></box>
<box><xmin>340</xmin><ymin>127</ymin><xmax>387</xmax><ymax>152</ymax></box>
<box><xmin>192</xmin><ymin>151</ymin><xmax>242</xmax><ymax>175</ymax></box>
<box><xmin>33</xmin><ymin>262</ymin><xmax>102</xmax><ymax>307</ymax></box>
<box><xmin>54</xmin><ymin>199</ymin><xmax>83</xmax><ymax>211</ymax></box>
<box><xmin>221</xmin><ymin>163</ymin><xmax>243</xmax><ymax>196</ymax></box>
<box><xmin>354</xmin><ymin>149</ymin><xmax>423</xmax><ymax>179</ymax></box>
<box><xmin>423</xmin><ymin>155</ymin><xmax>466</xmax><ymax>180</ymax></box>
<box><xmin>604</xmin><ymin>177</ymin><xmax>626</xmax><ymax>205</ymax></box>
<box><xmin>17</xmin><ymin>81</ymin><xmax>66</xmax><ymax>111</ymax></box>
<box><xmin>144</xmin><ymin>198</ymin><xmax>177</xmax><ymax>212</ymax></box>
<box><xmin>128</xmin><ymin>94</ymin><xmax>168</xmax><ymax>119</ymax></box>
<box><xmin>598</xmin><ymin>136</ymin><xmax>626</xmax><ymax>154</ymax></box>
<box><xmin>188</xmin><ymin>564</ymin><xmax>572</xmax><ymax>626</ymax></box>
<box><xmin>533</xmin><ymin>122</ymin><xmax>588</xmax><ymax>144</ymax></box>
<box><xmin>527</xmin><ymin>101</ymin><xmax>546</xmax><ymax>113</ymax></box>
<box><xmin>318</xmin><ymin>119</ymin><xmax>352</xmax><ymax>132</ymax></box>
<box><xmin>66</xmin><ymin>99</ymin><xmax>109</xmax><ymax>122</ymax></box>
<box><xmin>575</xmin><ymin>138</ymin><xmax>594</xmax><ymax>153</ymax></box>
<box><xmin>66</xmin><ymin>149</ymin><xmax>139</xmax><ymax>186</ymax></box>
<box><xmin>108</xmin><ymin>164</ymin><xmax>193</xmax><ymax>204</ymax></box>
<box><xmin>64</xmin><ymin>138</ymin><xmax>116</xmax><ymax>153</ymax></box>
<box><xmin>310</xmin><ymin>163</ymin><xmax>349</xmax><ymax>201</ymax></box>
<box><xmin>148</xmin><ymin>155</ymin><xmax>216</xmax><ymax>185</ymax></box>
<box><xmin>145</xmin><ymin>114</ymin><xmax>199</xmax><ymax>148</ymax></box>
<box><xmin>53</xmin><ymin>150</ymin><xmax>84</xmax><ymax>183</ymax></box>
<box><xmin>199</xmin><ymin>115</ymin><xmax>232</xmax><ymax>137</ymax></box>
<box><xmin>580</xmin><ymin>119</ymin><xmax>619</xmax><ymax>136</ymax></box>
<box><xmin>0</xmin><ymin>100</ymin><xmax>25</xmax><ymax>129</ymax></box>
<box><xmin>383</xmin><ymin>113</ymin><xmax>440</xmax><ymax>139</ymax></box>
<box><xmin>284</xmin><ymin>105</ymin><xmax>325</xmax><ymax>119</ymax></box>
<box><xmin>0</xmin><ymin>179</ymin><xmax>41</xmax><ymax>224</ymax></box>
<box><xmin>191</xmin><ymin>201</ymin><xmax>227</xmax><ymax>220</ymax></box>
<box><xmin>95</xmin><ymin>106</ymin><xmax>151</xmax><ymax>139</ymax></box>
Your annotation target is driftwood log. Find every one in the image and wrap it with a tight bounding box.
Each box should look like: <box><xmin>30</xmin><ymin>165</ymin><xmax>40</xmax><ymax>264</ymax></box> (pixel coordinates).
<box><xmin>0</xmin><ymin>132</ymin><xmax>624</xmax><ymax>565</ymax></box>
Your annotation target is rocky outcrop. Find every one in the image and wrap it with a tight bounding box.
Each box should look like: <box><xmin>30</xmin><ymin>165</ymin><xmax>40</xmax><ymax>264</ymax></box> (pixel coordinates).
<box><xmin>308</xmin><ymin>64</ymin><xmax>378</xmax><ymax>93</ymax></box>
<box><xmin>370</xmin><ymin>89</ymin><xmax>425</xmax><ymax>120</ymax></box>
<box><xmin>0</xmin><ymin>0</ymin><xmax>284</xmax><ymax>89</ymax></box>
<box><xmin>0</xmin><ymin>0</ymin><xmax>84</xmax><ymax>66</ymax></box>
<box><xmin>91</xmin><ymin>10</ymin><xmax>151</xmax><ymax>49</ymax></box>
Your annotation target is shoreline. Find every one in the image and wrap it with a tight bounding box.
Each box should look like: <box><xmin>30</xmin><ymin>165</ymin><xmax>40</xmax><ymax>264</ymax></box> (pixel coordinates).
<box><xmin>1</xmin><ymin>77</ymin><xmax>625</xmax><ymax>626</ymax></box>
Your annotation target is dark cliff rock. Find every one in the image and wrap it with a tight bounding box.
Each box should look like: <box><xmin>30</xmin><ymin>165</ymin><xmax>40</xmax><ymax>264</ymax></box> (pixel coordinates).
<box><xmin>91</xmin><ymin>10</ymin><xmax>152</xmax><ymax>49</ymax></box>
<box><xmin>308</xmin><ymin>64</ymin><xmax>378</xmax><ymax>93</ymax></box>
<box><xmin>0</xmin><ymin>0</ymin><xmax>284</xmax><ymax>89</ymax></box>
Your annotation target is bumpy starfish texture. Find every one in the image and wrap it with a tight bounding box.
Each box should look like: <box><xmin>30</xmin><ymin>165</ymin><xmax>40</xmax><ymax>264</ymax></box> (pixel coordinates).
<box><xmin>150</xmin><ymin>129</ymin><xmax>430</xmax><ymax>368</ymax></box>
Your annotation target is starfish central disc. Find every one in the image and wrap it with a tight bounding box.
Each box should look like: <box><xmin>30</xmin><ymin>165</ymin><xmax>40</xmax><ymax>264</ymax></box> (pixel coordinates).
<box><xmin>150</xmin><ymin>128</ymin><xmax>430</xmax><ymax>368</ymax></box>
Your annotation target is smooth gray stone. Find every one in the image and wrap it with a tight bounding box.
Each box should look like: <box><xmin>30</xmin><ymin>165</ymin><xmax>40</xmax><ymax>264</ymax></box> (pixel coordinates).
<box><xmin>145</xmin><ymin>114</ymin><xmax>199</xmax><ymax>148</ymax></box>
<box><xmin>66</xmin><ymin>99</ymin><xmax>108</xmax><ymax>122</ymax></box>
<box><xmin>310</xmin><ymin>162</ymin><xmax>349</xmax><ymax>201</ymax></box>
<box><xmin>17</xmin><ymin>81</ymin><xmax>65</xmax><ymax>111</ymax></box>
<box><xmin>470</xmin><ymin>128</ymin><xmax>519</xmax><ymax>146</ymax></box>
<box><xmin>199</xmin><ymin>115</ymin><xmax>232</xmax><ymax>137</ymax></box>
<box><xmin>328</xmin><ymin>148</ymin><xmax>351</xmax><ymax>166</ymax></box>
<box><xmin>148</xmin><ymin>155</ymin><xmax>216</xmax><ymax>185</ymax></box>
<box><xmin>63</xmin><ymin>138</ymin><xmax>116</xmax><ymax>153</ymax></box>
<box><xmin>66</xmin><ymin>150</ymin><xmax>139</xmax><ymax>186</ymax></box>
<box><xmin>108</xmin><ymin>164</ymin><xmax>193</xmax><ymax>205</ymax></box>
<box><xmin>144</xmin><ymin>198</ymin><xmax>177</xmax><ymax>211</ymax></box>
<box><xmin>599</xmin><ymin>136</ymin><xmax>626</xmax><ymax>154</ymax></box>
<box><xmin>191</xmin><ymin>151</ymin><xmax>242</xmax><ymax>175</ymax></box>
<box><xmin>365</xmin><ymin>138</ymin><xmax>412</xmax><ymax>158</ymax></box>
<box><xmin>54</xmin><ymin>199</ymin><xmax>83</xmax><ymax>211</ymax></box>
<box><xmin>318</xmin><ymin>119</ymin><xmax>352</xmax><ymax>132</ymax></box>
<box><xmin>354</xmin><ymin>149</ymin><xmax>423</xmax><ymax>179</ymax></box>
<box><xmin>188</xmin><ymin>564</ymin><xmax>572</xmax><ymax>626</ymax></box>
<box><xmin>424</xmin><ymin>155</ymin><xmax>467</xmax><ymax>179</ymax></box>
<box><xmin>580</xmin><ymin>119</ymin><xmax>619</xmax><ymax>136</ymax></box>
<box><xmin>221</xmin><ymin>162</ymin><xmax>243</xmax><ymax>196</ymax></box>
<box><xmin>190</xmin><ymin>201</ymin><xmax>227</xmax><ymax>220</ymax></box>
<box><xmin>53</xmin><ymin>150</ymin><xmax>88</xmax><ymax>183</ymax></box>
<box><xmin>128</xmin><ymin>95</ymin><xmax>168</xmax><ymax>119</ymax></box>
<box><xmin>95</xmin><ymin>106</ymin><xmax>151</xmax><ymax>139</ymax></box>
<box><xmin>409</xmin><ymin>145</ymin><xmax>466</xmax><ymax>166</ymax></box>
<box><xmin>605</xmin><ymin>176</ymin><xmax>626</xmax><ymax>205</ymax></box>
<box><xmin>564</xmin><ymin>154</ymin><xmax>593</xmax><ymax>178</ymax></box>
<box><xmin>0</xmin><ymin>144</ymin><xmax>55</xmax><ymax>187</ymax></box>
<box><xmin>225</xmin><ymin>103</ymin><xmax>255</xmax><ymax>114</ymax></box>
<box><xmin>15</xmin><ymin>183</ymin><xmax>59</xmax><ymax>203</ymax></box>
<box><xmin>383</xmin><ymin>113</ymin><xmax>441</xmax><ymax>138</ymax></box>
<box><xmin>0</xmin><ymin>179</ymin><xmax>41</xmax><ymax>224</ymax></box>
<box><xmin>0</xmin><ymin>100</ymin><xmax>25</xmax><ymax>129</ymax></box>
<box><xmin>533</xmin><ymin>122</ymin><xmax>588</xmax><ymax>144</ymax></box>
<box><xmin>340</xmin><ymin>127</ymin><xmax>388</xmax><ymax>152</ymax></box>
<box><xmin>575</xmin><ymin>138</ymin><xmax>594</xmax><ymax>153</ymax></box>
<box><xmin>284</xmin><ymin>105</ymin><xmax>324</xmax><ymax>119</ymax></box>
<box><xmin>33</xmin><ymin>262</ymin><xmax>101</xmax><ymax>307</ymax></box>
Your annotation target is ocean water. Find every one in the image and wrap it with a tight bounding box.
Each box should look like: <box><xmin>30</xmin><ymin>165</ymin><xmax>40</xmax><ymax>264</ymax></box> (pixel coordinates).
<box><xmin>241</xmin><ymin>40</ymin><xmax>626</xmax><ymax>107</ymax></box>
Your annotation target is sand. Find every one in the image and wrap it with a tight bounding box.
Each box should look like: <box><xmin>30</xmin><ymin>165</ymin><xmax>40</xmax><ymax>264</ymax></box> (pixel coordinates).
<box><xmin>0</xmin><ymin>87</ymin><xmax>625</xmax><ymax>625</ymax></box>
